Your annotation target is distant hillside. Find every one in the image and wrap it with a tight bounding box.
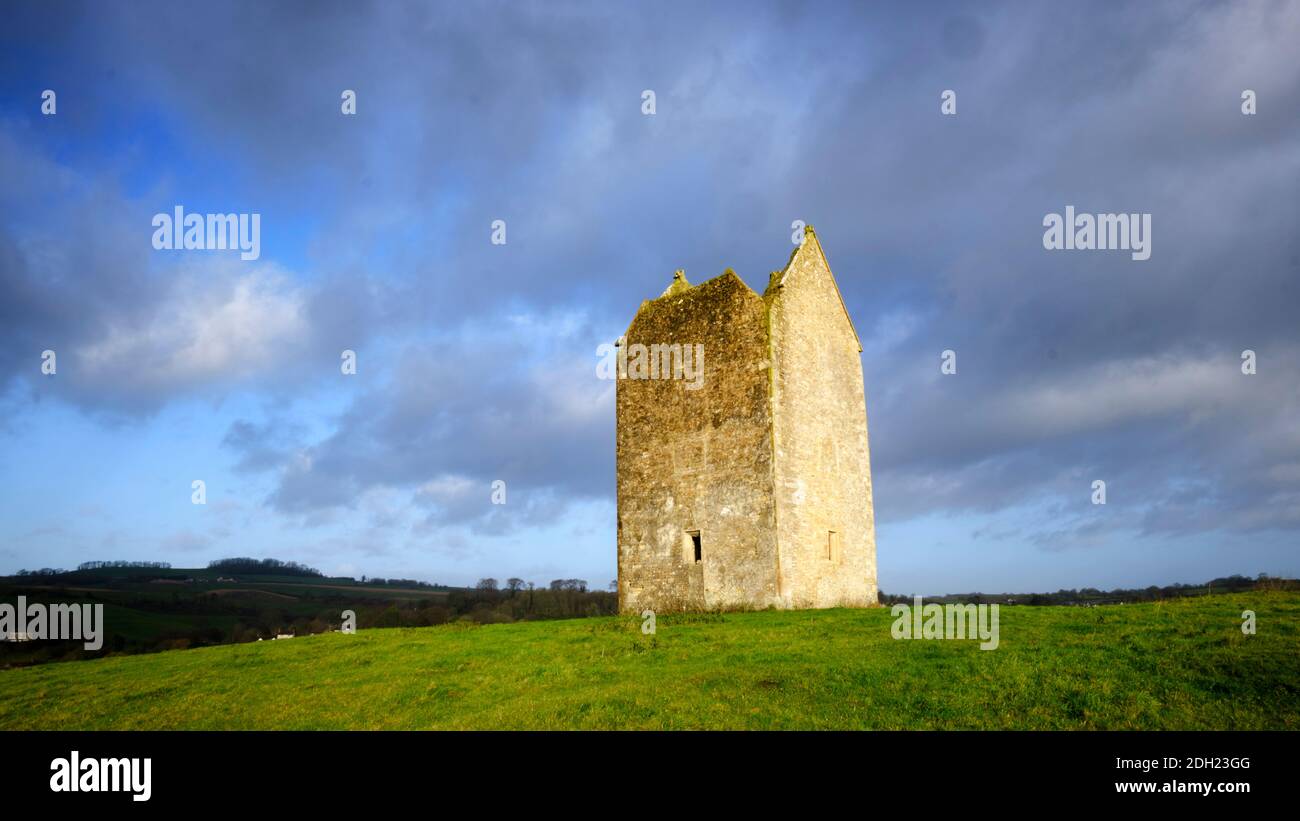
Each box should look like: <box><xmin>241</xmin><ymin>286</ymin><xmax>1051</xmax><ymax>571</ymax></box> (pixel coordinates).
<box><xmin>0</xmin><ymin>592</ymin><xmax>1296</xmax><ymax>730</ymax></box>
<box><xmin>0</xmin><ymin>566</ymin><xmax>614</xmax><ymax>667</ymax></box>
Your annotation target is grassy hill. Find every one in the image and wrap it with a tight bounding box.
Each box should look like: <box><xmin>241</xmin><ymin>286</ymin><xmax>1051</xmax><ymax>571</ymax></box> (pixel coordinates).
<box><xmin>1</xmin><ymin>592</ymin><xmax>1296</xmax><ymax>730</ymax></box>
<box><xmin>0</xmin><ymin>567</ymin><xmax>458</xmax><ymax>665</ymax></box>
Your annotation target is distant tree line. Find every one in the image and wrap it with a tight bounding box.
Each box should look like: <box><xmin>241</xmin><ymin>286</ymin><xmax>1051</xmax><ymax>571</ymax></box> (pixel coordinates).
<box><xmin>361</xmin><ymin>577</ymin><xmax>441</xmax><ymax>590</ymax></box>
<box><xmin>77</xmin><ymin>560</ymin><xmax>172</xmax><ymax>570</ymax></box>
<box><xmin>429</xmin><ymin>578</ymin><xmax>615</xmax><ymax>622</ymax></box>
<box><xmin>880</xmin><ymin>574</ymin><xmax>1297</xmax><ymax>607</ymax></box>
<box><xmin>207</xmin><ymin>558</ymin><xmax>324</xmax><ymax>577</ymax></box>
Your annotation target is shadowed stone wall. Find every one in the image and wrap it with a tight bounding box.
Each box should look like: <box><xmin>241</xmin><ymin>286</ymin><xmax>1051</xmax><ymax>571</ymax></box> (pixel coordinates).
<box><xmin>617</xmin><ymin>271</ymin><xmax>779</xmax><ymax>612</ymax></box>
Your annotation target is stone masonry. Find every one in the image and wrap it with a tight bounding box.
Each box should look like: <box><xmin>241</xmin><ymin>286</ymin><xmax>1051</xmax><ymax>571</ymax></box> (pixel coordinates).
<box><xmin>616</xmin><ymin>226</ymin><xmax>878</xmax><ymax>612</ymax></box>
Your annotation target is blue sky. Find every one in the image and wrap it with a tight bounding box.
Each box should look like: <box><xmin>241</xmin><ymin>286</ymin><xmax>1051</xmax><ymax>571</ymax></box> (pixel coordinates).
<box><xmin>1</xmin><ymin>0</ymin><xmax>1298</xmax><ymax>594</ymax></box>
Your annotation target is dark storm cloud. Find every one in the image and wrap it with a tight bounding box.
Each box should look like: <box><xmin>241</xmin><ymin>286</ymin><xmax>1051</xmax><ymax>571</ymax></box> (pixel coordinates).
<box><xmin>2</xmin><ymin>1</ymin><xmax>1298</xmax><ymax>540</ymax></box>
<box><xmin>222</xmin><ymin>315</ymin><xmax>613</xmax><ymax>529</ymax></box>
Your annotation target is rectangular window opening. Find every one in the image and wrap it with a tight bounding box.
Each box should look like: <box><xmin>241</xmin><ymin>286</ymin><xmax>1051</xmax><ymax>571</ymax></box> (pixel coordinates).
<box><xmin>689</xmin><ymin>530</ymin><xmax>702</xmax><ymax>563</ymax></box>
<box><xmin>827</xmin><ymin>530</ymin><xmax>840</xmax><ymax>562</ymax></box>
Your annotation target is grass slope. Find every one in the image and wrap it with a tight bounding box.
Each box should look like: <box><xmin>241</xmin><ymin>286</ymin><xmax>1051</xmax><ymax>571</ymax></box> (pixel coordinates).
<box><xmin>1</xmin><ymin>592</ymin><xmax>1296</xmax><ymax>730</ymax></box>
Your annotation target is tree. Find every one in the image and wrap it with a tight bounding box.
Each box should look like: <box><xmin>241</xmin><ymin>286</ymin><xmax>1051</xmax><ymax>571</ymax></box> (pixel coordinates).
<box><xmin>477</xmin><ymin>578</ymin><xmax>499</xmax><ymax>591</ymax></box>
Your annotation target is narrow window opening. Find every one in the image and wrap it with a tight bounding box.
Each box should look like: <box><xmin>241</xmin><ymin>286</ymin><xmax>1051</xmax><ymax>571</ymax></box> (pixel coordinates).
<box><xmin>689</xmin><ymin>530</ymin><xmax>702</xmax><ymax>563</ymax></box>
<box><xmin>827</xmin><ymin>530</ymin><xmax>840</xmax><ymax>562</ymax></box>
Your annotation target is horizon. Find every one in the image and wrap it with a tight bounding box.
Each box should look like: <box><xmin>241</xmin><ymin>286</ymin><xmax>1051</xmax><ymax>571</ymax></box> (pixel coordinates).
<box><xmin>6</xmin><ymin>558</ymin><xmax>1286</xmax><ymax>600</ymax></box>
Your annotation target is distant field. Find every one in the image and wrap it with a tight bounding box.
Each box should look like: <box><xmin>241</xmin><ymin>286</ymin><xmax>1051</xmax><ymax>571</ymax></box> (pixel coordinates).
<box><xmin>0</xmin><ymin>569</ymin><xmax>452</xmax><ymax>662</ymax></box>
<box><xmin>0</xmin><ymin>592</ymin><xmax>1296</xmax><ymax>730</ymax></box>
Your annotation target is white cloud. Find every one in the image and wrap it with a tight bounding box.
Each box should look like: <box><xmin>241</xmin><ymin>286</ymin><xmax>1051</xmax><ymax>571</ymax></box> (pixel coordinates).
<box><xmin>76</xmin><ymin>262</ymin><xmax>308</xmax><ymax>390</ymax></box>
<box><xmin>1001</xmin><ymin>353</ymin><xmax>1244</xmax><ymax>437</ymax></box>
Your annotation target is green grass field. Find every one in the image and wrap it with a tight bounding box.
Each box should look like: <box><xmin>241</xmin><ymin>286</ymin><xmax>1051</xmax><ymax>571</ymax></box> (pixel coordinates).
<box><xmin>1</xmin><ymin>592</ymin><xmax>1296</xmax><ymax>730</ymax></box>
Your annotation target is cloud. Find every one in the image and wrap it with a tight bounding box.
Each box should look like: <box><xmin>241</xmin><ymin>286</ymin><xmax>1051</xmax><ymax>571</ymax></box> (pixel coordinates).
<box><xmin>221</xmin><ymin>310</ymin><xmax>614</xmax><ymax>533</ymax></box>
<box><xmin>160</xmin><ymin>529</ymin><xmax>213</xmax><ymax>553</ymax></box>
<box><xmin>1</xmin><ymin>0</ymin><xmax>1298</xmax><ymax>581</ymax></box>
<box><xmin>74</xmin><ymin>265</ymin><xmax>308</xmax><ymax>393</ymax></box>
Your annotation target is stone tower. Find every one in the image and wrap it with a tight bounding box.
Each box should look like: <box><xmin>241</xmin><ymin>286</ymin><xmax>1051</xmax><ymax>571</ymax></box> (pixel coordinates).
<box><xmin>616</xmin><ymin>226</ymin><xmax>878</xmax><ymax>612</ymax></box>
